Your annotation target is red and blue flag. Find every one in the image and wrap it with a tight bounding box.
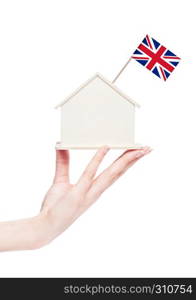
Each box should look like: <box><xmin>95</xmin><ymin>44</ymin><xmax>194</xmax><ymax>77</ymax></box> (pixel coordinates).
<box><xmin>132</xmin><ymin>35</ymin><xmax>180</xmax><ymax>81</ymax></box>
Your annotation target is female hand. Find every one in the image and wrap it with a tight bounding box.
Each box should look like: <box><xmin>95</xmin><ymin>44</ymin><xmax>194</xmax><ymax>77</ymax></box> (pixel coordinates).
<box><xmin>0</xmin><ymin>146</ymin><xmax>151</xmax><ymax>251</ymax></box>
<box><xmin>40</xmin><ymin>146</ymin><xmax>151</xmax><ymax>247</ymax></box>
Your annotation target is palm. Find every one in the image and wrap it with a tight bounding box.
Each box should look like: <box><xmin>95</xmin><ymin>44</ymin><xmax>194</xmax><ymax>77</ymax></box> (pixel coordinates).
<box><xmin>41</xmin><ymin>183</ymin><xmax>71</xmax><ymax>211</ymax></box>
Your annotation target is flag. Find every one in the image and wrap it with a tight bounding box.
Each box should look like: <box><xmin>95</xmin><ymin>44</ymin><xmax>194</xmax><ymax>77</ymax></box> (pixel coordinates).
<box><xmin>132</xmin><ymin>34</ymin><xmax>181</xmax><ymax>81</ymax></box>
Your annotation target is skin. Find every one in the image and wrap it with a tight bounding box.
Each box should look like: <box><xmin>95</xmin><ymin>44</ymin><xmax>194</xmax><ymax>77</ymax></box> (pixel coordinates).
<box><xmin>0</xmin><ymin>146</ymin><xmax>151</xmax><ymax>251</ymax></box>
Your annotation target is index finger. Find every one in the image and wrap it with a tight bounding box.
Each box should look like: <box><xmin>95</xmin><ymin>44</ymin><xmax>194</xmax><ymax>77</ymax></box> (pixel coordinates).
<box><xmin>87</xmin><ymin>147</ymin><xmax>151</xmax><ymax>199</ymax></box>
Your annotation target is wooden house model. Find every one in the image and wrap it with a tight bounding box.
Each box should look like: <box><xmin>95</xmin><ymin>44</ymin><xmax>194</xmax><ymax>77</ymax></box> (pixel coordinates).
<box><xmin>55</xmin><ymin>73</ymin><xmax>140</xmax><ymax>149</ymax></box>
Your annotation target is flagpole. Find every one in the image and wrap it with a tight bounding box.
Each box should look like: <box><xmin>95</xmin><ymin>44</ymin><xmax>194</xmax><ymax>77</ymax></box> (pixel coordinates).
<box><xmin>112</xmin><ymin>57</ymin><xmax>132</xmax><ymax>84</ymax></box>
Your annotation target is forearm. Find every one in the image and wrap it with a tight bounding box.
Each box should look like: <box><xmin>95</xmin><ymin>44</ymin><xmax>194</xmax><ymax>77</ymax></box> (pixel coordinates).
<box><xmin>0</xmin><ymin>212</ymin><xmax>51</xmax><ymax>251</ymax></box>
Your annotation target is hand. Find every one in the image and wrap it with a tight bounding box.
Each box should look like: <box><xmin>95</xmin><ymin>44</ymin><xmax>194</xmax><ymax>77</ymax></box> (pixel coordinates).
<box><xmin>40</xmin><ymin>146</ymin><xmax>152</xmax><ymax>246</ymax></box>
<box><xmin>0</xmin><ymin>146</ymin><xmax>151</xmax><ymax>251</ymax></box>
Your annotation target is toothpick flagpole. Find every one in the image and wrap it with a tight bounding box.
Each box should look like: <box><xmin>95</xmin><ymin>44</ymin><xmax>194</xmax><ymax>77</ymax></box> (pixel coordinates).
<box><xmin>112</xmin><ymin>57</ymin><xmax>132</xmax><ymax>84</ymax></box>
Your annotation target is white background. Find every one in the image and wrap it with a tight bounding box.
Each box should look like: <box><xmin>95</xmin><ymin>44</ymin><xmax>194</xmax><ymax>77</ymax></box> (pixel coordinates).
<box><xmin>0</xmin><ymin>0</ymin><xmax>195</xmax><ymax>277</ymax></box>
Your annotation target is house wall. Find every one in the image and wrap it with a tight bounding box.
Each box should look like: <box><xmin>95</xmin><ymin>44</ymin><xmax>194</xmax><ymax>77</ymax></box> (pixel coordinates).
<box><xmin>60</xmin><ymin>77</ymin><xmax>135</xmax><ymax>148</ymax></box>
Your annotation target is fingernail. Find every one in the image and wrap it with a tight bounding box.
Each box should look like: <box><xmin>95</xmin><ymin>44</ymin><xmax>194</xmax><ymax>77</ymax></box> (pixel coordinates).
<box><xmin>144</xmin><ymin>147</ymin><xmax>153</xmax><ymax>154</ymax></box>
<box><xmin>135</xmin><ymin>147</ymin><xmax>152</xmax><ymax>158</ymax></box>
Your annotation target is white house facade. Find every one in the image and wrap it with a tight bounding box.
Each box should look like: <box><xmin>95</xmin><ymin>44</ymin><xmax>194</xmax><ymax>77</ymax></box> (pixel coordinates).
<box><xmin>56</xmin><ymin>73</ymin><xmax>140</xmax><ymax>149</ymax></box>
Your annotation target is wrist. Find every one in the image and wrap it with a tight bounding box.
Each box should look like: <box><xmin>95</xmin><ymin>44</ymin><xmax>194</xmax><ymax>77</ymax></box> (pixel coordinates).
<box><xmin>31</xmin><ymin>211</ymin><xmax>54</xmax><ymax>249</ymax></box>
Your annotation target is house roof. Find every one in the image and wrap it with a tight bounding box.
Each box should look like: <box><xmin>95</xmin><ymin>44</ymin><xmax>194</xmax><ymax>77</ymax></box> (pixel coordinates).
<box><xmin>55</xmin><ymin>73</ymin><xmax>140</xmax><ymax>109</ymax></box>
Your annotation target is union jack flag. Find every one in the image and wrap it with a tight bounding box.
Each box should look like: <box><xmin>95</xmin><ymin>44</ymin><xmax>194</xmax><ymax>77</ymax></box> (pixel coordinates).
<box><xmin>132</xmin><ymin>35</ymin><xmax>181</xmax><ymax>81</ymax></box>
